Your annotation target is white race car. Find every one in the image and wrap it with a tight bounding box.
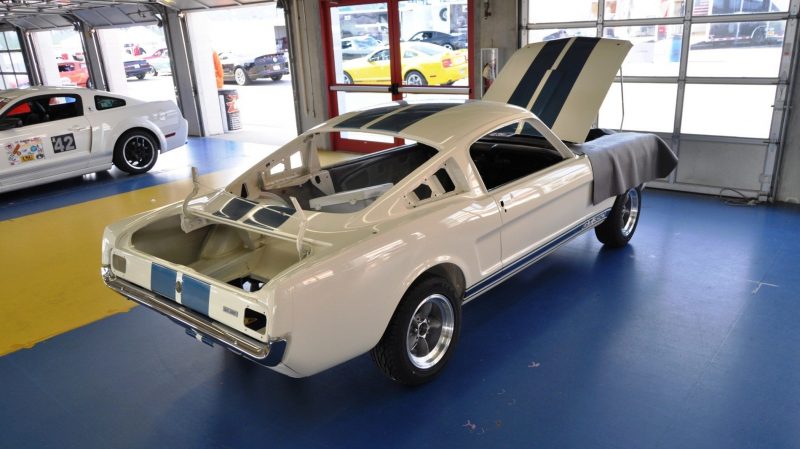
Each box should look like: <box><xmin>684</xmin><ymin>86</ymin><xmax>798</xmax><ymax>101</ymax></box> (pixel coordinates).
<box><xmin>102</xmin><ymin>38</ymin><xmax>677</xmax><ymax>385</ymax></box>
<box><xmin>0</xmin><ymin>87</ymin><xmax>188</xmax><ymax>193</ymax></box>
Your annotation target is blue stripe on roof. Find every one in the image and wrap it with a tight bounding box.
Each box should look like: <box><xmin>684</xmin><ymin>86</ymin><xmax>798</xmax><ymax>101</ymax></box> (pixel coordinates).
<box><xmin>366</xmin><ymin>103</ymin><xmax>459</xmax><ymax>132</ymax></box>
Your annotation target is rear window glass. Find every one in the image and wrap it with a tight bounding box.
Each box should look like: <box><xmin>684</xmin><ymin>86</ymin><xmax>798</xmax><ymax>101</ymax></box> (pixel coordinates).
<box><xmin>95</xmin><ymin>95</ymin><xmax>126</xmax><ymax>111</ymax></box>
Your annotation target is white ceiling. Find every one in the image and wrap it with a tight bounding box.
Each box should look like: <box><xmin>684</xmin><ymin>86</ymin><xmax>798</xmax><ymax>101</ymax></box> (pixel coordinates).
<box><xmin>1</xmin><ymin>0</ymin><xmax>274</xmax><ymax>30</ymax></box>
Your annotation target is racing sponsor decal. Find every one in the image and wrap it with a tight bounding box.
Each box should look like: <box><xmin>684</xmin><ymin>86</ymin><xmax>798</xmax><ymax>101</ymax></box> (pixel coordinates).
<box><xmin>6</xmin><ymin>137</ymin><xmax>45</xmax><ymax>166</ymax></box>
<box><xmin>51</xmin><ymin>133</ymin><xmax>77</xmax><ymax>154</ymax></box>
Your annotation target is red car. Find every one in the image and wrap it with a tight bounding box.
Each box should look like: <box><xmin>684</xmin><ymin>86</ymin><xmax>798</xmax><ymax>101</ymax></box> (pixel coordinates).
<box><xmin>57</xmin><ymin>60</ymin><xmax>89</xmax><ymax>87</ymax></box>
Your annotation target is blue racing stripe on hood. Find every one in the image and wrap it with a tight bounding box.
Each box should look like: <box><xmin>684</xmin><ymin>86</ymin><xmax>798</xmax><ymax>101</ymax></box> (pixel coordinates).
<box><xmin>507</xmin><ymin>39</ymin><xmax>569</xmax><ymax>109</ymax></box>
<box><xmin>531</xmin><ymin>37</ymin><xmax>600</xmax><ymax>128</ymax></box>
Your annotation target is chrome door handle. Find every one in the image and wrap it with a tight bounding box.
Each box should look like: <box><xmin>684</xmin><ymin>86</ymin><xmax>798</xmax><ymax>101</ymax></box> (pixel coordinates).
<box><xmin>69</xmin><ymin>125</ymin><xmax>90</xmax><ymax>132</ymax></box>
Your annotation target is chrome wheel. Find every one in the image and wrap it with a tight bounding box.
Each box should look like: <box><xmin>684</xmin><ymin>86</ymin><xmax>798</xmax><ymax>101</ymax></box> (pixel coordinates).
<box><xmin>122</xmin><ymin>135</ymin><xmax>155</xmax><ymax>170</ymax></box>
<box><xmin>404</xmin><ymin>71</ymin><xmax>426</xmax><ymax>86</ymax></box>
<box><xmin>621</xmin><ymin>188</ymin><xmax>640</xmax><ymax>237</ymax></box>
<box><xmin>406</xmin><ymin>293</ymin><xmax>454</xmax><ymax>369</ymax></box>
<box><xmin>342</xmin><ymin>72</ymin><xmax>353</xmax><ymax>84</ymax></box>
<box><xmin>234</xmin><ymin>67</ymin><xmax>247</xmax><ymax>85</ymax></box>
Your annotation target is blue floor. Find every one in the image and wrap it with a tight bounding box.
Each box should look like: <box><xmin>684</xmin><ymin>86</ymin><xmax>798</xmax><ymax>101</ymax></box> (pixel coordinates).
<box><xmin>2</xmin><ymin>179</ymin><xmax>800</xmax><ymax>448</ymax></box>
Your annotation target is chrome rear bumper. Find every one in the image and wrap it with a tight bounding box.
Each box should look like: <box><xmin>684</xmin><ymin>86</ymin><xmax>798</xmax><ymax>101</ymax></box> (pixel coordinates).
<box><xmin>102</xmin><ymin>268</ymin><xmax>286</xmax><ymax>367</ymax></box>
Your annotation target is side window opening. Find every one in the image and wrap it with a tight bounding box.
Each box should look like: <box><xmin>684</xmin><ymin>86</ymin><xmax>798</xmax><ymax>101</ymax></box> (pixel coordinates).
<box><xmin>95</xmin><ymin>95</ymin><xmax>126</xmax><ymax>111</ymax></box>
<box><xmin>407</xmin><ymin>160</ymin><xmax>461</xmax><ymax>207</ymax></box>
<box><xmin>43</xmin><ymin>95</ymin><xmax>82</xmax><ymax>121</ymax></box>
<box><xmin>0</xmin><ymin>95</ymin><xmax>82</xmax><ymax>128</ymax></box>
<box><xmin>469</xmin><ymin>121</ymin><xmax>565</xmax><ymax>191</ymax></box>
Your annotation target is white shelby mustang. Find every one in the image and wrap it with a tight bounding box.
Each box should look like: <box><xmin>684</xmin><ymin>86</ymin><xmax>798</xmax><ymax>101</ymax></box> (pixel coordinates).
<box><xmin>0</xmin><ymin>87</ymin><xmax>188</xmax><ymax>193</ymax></box>
<box><xmin>101</xmin><ymin>37</ymin><xmax>677</xmax><ymax>385</ymax></box>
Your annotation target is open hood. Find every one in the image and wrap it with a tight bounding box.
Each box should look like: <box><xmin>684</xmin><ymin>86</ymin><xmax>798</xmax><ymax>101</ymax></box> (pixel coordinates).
<box><xmin>484</xmin><ymin>37</ymin><xmax>632</xmax><ymax>143</ymax></box>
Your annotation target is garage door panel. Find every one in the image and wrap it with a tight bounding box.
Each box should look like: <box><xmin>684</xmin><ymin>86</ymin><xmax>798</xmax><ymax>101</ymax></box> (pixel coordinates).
<box><xmin>676</xmin><ymin>138</ymin><xmax>767</xmax><ymax>191</ymax></box>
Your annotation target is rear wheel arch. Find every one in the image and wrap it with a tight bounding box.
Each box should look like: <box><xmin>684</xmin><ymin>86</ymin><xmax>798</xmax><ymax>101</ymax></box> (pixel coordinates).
<box><xmin>416</xmin><ymin>262</ymin><xmax>466</xmax><ymax>302</ymax></box>
<box><xmin>371</xmin><ymin>264</ymin><xmax>465</xmax><ymax>385</ymax></box>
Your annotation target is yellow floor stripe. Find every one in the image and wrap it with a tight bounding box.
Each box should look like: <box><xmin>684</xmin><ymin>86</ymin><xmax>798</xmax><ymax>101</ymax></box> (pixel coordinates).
<box><xmin>0</xmin><ymin>151</ymin><xmax>359</xmax><ymax>356</ymax></box>
<box><xmin>0</xmin><ymin>170</ymin><xmax>239</xmax><ymax>356</ymax></box>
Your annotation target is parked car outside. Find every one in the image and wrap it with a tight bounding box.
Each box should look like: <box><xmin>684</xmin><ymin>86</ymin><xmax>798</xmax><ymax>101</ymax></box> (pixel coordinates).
<box><xmin>407</xmin><ymin>30</ymin><xmax>467</xmax><ymax>50</ymax></box>
<box><xmin>342</xmin><ymin>42</ymin><xmax>467</xmax><ymax>85</ymax></box>
<box><xmin>341</xmin><ymin>35</ymin><xmax>382</xmax><ymax>60</ymax></box>
<box><xmin>0</xmin><ymin>87</ymin><xmax>188</xmax><ymax>193</ymax></box>
<box><xmin>219</xmin><ymin>51</ymin><xmax>290</xmax><ymax>86</ymax></box>
<box><xmin>145</xmin><ymin>48</ymin><xmax>172</xmax><ymax>76</ymax></box>
<box><xmin>57</xmin><ymin>60</ymin><xmax>89</xmax><ymax>87</ymax></box>
<box><xmin>123</xmin><ymin>57</ymin><xmax>152</xmax><ymax>80</ymax></box>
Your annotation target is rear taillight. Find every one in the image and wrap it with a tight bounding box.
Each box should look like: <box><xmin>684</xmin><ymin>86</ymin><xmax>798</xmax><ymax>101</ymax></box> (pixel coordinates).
<box><xmin>442</xmin><ymin>58</ymin><xmax>452</xmax><ymax>68</ymax></box>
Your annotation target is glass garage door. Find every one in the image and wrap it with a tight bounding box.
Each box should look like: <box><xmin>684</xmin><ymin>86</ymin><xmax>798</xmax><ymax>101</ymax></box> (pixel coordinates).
<box><xmin>524</xmin><ymin>0</ymin><xmax>798</xmax><ymax>200</ymax></box>
<box><xmin>322</xmin><ymin>0</ymin><xmax>473</xmax><ymax>153</ymax></box>
<box><xmin>0</xmin><ymin>29</ymin><xmax>30</xmax><ymax>90</ymax></box>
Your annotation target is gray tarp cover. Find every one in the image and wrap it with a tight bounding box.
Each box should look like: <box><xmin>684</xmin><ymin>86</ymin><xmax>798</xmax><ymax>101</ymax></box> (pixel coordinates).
<box><xmin>569</xmin><ymin>131</ymin><xmax>678</xmax><ymax>205</ymax></box>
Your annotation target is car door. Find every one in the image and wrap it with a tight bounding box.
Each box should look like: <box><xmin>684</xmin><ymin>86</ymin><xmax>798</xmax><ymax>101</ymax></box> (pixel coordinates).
<box><xmin>489</xmin><ymin>155</ymin><xmax>595</xmax><ymax>266</ymax></box>
<box><xmin>0</xmin><ymin>94</ymin><xmax>92</xmax><ymax>189</ymax></box>
<box><xmin>363</xmin><ymin>49</ymin><xmax>390</xmax><ymax>84</ymax></box>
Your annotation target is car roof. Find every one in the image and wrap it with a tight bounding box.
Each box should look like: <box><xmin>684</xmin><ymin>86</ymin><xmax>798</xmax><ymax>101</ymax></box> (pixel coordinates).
<box><xmin>0</xmin><ymin>87</ymin><xmax>88</xmax><ymax>100</ymax></box>
<box><xmin>0</xmin><ymin>87</ymin><xmax>135</xmax><ymax>105</ymax></box>
<box><xmin>317</xmin><ymin>100</ymin><xmax>533</xmax><ymax>150</ymax></box>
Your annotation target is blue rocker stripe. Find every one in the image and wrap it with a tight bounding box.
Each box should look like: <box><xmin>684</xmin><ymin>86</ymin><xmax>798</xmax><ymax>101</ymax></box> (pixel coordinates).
<box><xmin>465</xmin><ymin>209</ymin><xmax>610</xmax><ymax>299</ymax></box>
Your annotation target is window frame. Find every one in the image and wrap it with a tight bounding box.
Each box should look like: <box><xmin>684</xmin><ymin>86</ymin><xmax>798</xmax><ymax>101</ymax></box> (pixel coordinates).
<box><xmin>522</xmin><ymin>0</ymin><xmax>796</xmax><ymax>199</ymax></box>
<box><xmin>94</xmin><ymin>95</ymin><xmax>127</xmax><ymax>111</ymax></box>
<box><xmin>0</xmin><ymin>94</ymin><xmax>84</xmax><ymax>128</ymax></box>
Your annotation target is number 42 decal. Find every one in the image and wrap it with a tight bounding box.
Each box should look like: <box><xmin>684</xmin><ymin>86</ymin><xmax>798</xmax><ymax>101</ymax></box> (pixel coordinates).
<box><xmin>51</xmin><ymin>133</ymin><xmax>77</xmax><ymax>154</ymax></box>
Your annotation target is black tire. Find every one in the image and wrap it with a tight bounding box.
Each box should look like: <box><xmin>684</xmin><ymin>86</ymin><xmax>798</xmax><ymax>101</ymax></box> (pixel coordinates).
<box><xmin>342</xmin><ymin>72</ymin><xmax>354</xmax><ymax>84</ymax></box>
<box><xmin>595</xmin><ymin>186</ymin><xmax>642</xmax><ymax>248</ymax></box>
<box><xmin>113</xmin><ymin>130</ymin><xmax>159</xmax><ymax>175</ymax></box>
<box><xmin>234</xmin><ymin>67</ymin><xmax>251</xmax><ymax>86</ymax></box>
<box><xmin>443</xmin><ymin>43</ymin><xmax>455</xmax><ymax>50</ymax></box>
<box><xmin>404</xmin><ymin>70</ymin><xmax>428</xmax><ymax>86</ymax></box>
<box><xmin>270</xmin><ymin>74</ymin><xmax>283</xmax><ymax>81</ymax></box>
<box><xmin>371</xmin><ymin>276</ymin><xmax>461</xmax><ymax>386</ymax></box>
<box><xmin>135</xmin><ymin>73</ymin><xmax>146</xmax><ymax>80</ymax></box>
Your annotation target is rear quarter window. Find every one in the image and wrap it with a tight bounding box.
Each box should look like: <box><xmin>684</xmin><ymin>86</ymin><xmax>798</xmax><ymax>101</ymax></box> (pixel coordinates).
<box><xmin>95</xmin><ymin>95</ymin><xmax>126</xmax><ymax>111</ymax></box>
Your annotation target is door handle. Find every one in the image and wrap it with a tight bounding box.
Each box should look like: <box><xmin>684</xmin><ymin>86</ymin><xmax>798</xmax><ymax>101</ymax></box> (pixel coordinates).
<box><xmin>69</xmin><ymin>125</ymin><xmax>90</xmax><ymax>132</ymax></box>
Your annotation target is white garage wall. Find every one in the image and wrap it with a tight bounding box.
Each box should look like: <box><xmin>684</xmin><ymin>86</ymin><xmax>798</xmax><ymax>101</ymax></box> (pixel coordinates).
<box><xmin>30</xmin><ymin>32</ymin><xmax>61</xmax><ymax>87</ymax></box>
<box><xmin>186</xmin><ymin>12</ymin><xmax>224</xmax><ymax>136</ymax></box>
<box><xmin>96</xmin><ymin>28</ymin><xmax>129</xmax><ymax>95</ymax></box>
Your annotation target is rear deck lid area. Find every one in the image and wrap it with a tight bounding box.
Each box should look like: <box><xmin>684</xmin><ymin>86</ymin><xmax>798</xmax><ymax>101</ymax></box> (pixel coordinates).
<box><xmin>484</xmin><ymin>37</ymin><xmax>632</xmax><ymax>144</ymax></box>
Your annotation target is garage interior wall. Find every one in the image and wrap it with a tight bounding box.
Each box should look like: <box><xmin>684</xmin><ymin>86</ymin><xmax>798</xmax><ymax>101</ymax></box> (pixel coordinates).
<box><xmin>186</xmin><ymin>12</ymin><xmax>225</xmax><ymax>136</ymax></box>
<box><xmin>30</xmin><ymin>32</ymin><xmax>61</xmax><ymax>87</ymax></box>
<box><xmin>777</xmin><ymin>27</ymin><xmax>800</xmax><ymax>203</ymax></box>
<box><xmin>523</xmin><ymin>0</ymin><xmax>799</xmax><ymax>202</ymax></box>
<box><xmin>472</xmin><ymin>0</ymin><xmax>518</xmax><ymax>88</ymax></box>
<box><xmin>285</xmin><ymin>0</ymin><xmax>329</xmax><ymax>135</ymax></box>
<box><xmin>96</xmin><ymin>28</ymin><xmax>129</xmax><ymax>95</ymax></box>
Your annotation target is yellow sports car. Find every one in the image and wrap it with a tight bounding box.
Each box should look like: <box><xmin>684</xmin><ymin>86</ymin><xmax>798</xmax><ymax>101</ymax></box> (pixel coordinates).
<box><xmin>342</xmin><ymin>42</ymin><xmax>467</xmax><ymax>86</ymax></box>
